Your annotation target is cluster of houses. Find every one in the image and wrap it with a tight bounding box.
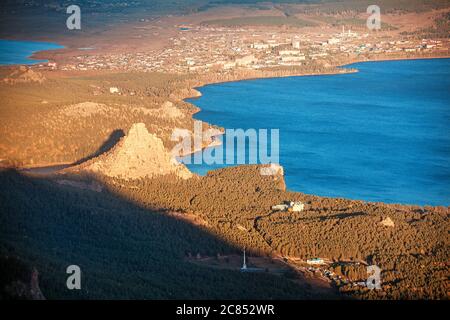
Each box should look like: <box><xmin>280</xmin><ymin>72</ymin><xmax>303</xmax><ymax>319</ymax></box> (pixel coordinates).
<box><xmin>52</xmin><ymin>22</ymin><xmax>450</xmax><ymax>74</ymax></box>
<box><xmin>271</xmin><ymin>201</ymin><xmax>305</xmax><ymax>212</ymax></box>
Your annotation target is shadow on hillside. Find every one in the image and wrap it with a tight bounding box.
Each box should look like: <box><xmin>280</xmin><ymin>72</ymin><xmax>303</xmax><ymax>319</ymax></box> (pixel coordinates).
<box><xmin>0</xmin><ymin>169</ymin><xmax>341</xmax><ymax>300</ymax></box>
<box><xmin>72</xmin><ymin>129</ymin><xmax>125</xmax><ymax>165</ymax></box>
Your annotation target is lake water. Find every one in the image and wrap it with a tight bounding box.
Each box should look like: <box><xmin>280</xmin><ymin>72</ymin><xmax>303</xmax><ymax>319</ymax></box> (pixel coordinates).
<box><xmin>0</xmin><ymin>39</ymin><xmax>64</xmax><ymax>65</ymax></box>
<box><xmin>184</xmin><ymin>58</ymin><xmax>450</xmax><ymax>206</ymax></box>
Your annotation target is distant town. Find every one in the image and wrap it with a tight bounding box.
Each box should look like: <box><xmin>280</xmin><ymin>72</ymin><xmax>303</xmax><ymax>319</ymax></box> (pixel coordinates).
<box><xmin>47</xmin><ymin>24</ymin><xmax>449</xmax><ymax>74</ymax></box>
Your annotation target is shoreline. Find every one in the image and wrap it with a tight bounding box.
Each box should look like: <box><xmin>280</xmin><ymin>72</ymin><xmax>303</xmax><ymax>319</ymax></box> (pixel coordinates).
<box><xmin>5</xmin><ymin>54</ymin><xmax>450</xmax><ymax>207</ymax></box>
<box><xmin>184</xmin><ymin>54</ymin><xmax>450</xmax><ymax>98</ymax></box>
<box><xmin>180</xmin><ymin>55</ymin><xmax>450</xmax><ymax>207</ymax></box>
<box><xmin>0</xmin><ymin>39</ymin><xmax>65</xmax><ymax>66</ymax></box>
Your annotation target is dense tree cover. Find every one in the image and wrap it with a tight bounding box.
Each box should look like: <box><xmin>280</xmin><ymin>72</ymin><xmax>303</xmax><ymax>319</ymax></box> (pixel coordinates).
<box><xmin>94</xmin><ymin>165</ymin><xmax>449</xmax><ymax>300</ymax></box>
<box><xmin>1</xmin><ymin>162</ymin><xmax>447</xmax><ymax>299</ymax></box>
<box><xmin>257</xmin><ymin>207</ymin><xmax>448</xmax><ymax>299</ymax></box>
<box><xmin>0</xmin><ymin>170</ymin><xmax>326</xmax><ymax>299</ymax></box>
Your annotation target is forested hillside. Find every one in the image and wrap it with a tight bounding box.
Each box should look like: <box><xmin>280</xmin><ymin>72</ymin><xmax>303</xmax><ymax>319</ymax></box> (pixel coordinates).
<box><xmin>91</xmin><ymin>165</ymin><xmax>449</xmax><ymax>300</ymax></box>
<box><xmin>0</xmin><ymin>169</ymin><xmax>328</xmax><ymax>299</ymax></box>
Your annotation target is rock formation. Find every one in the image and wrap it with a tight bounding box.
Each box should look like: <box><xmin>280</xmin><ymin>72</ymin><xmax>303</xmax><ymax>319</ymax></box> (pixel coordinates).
<box><xmin>380</xmin><ymin>216</ymin><xmax>395</xmax><ymax>227</ymax></box>
<box><xmin>2</xmin><ymin>66</ymin><xmax>46</xmax><ymax>84</ymax></box>
<box><xmin>82</xmin><ymin>123</ymin><xmax>192</xmax><ymax>180</ymax></box>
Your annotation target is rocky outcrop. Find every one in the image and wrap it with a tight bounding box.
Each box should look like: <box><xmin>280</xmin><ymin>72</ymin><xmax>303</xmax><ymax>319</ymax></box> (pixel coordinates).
<box><xmin>380</xmin><ymin>216</ymin><xmax>395</xmax><ymax>227</ymax></box>
<box><xmin>2</xmin><ymin>66</ymin><xmax>46</xmax><ymax>84</ymax></box>
<box><xmin>82</xmin><ymin>123</ymin><xmax>192</xmax><ymax>180</ymax></box>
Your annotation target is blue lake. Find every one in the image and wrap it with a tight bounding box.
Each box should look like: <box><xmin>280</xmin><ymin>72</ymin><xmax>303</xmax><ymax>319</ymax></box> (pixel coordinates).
<box><xmin>184</xmin><ymin>58</ymin><xmax>450</xmax><ymax>206</ymax></box>
<box><xmin>0</xmin><ymin>39</ymin><xmax>64</xmax><ymax>65</ymax></box>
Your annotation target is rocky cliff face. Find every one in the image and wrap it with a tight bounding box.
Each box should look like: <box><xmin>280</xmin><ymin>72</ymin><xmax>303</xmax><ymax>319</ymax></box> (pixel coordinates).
<box><xmin>82</xmin><ymin>123</ymin><xmax>193</xmax><ymax>180</ymax></box>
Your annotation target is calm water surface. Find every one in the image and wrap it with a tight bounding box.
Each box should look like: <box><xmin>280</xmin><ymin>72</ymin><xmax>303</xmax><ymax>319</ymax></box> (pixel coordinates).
<box><xmin>184</xmin><ymin>59</ymin><xmax>450</xmax><ymax>206</ymax></box>
<box><xmin>0</xmin><ymin>39</ymin><xmax>64</xmax><ymax>65</ymax></box>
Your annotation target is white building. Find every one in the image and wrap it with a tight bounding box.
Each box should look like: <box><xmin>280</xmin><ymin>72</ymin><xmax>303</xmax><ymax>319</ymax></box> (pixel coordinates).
<box><xmin>109</xmin><ymin>87</ymin><xmax>120</xmax><ymax>94</ymax></box>
<box><xmin>328</xmin><ymin>38</ymin><xmax>341</xmax><ymax>45</ymax></box>
<box><xmin>290</xmin><ymin>201</ymin><xmax>305</xmax><ymax>212</ymax></box>
<box><xmin>307</xmin><ymin>258</ymin><xmax>325</xmax><ymax>265</ymax></box>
